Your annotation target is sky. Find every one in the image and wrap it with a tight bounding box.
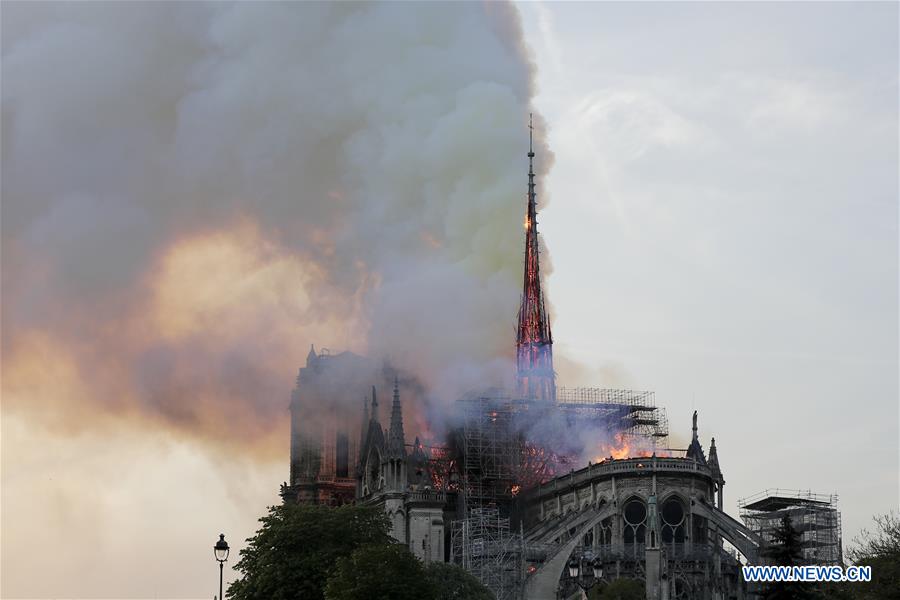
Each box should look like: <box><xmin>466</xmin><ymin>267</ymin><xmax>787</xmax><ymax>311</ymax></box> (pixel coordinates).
<box><xmin>2</xmin><ymin>2</ymin><xmax>898</xmax><ymax>599</ymax></box>
<box><xmin>520</xmin><ymin>0</ymin><xmax>898</xmax><ymax>548</ymax></box>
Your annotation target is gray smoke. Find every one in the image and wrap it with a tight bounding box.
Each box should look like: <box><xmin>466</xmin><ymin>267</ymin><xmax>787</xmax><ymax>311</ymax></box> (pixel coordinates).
<box><xmin>1</xmin><ymin>2</ymin><xmax>552</xmax><ymax>449</ymax></box>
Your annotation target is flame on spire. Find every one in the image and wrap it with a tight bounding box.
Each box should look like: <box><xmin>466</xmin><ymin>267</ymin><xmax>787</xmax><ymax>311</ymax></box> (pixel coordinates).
<box><xmin>516</xmin><ymin>114</ymin><xmax>556</xmax><ymax>401</ymax></box>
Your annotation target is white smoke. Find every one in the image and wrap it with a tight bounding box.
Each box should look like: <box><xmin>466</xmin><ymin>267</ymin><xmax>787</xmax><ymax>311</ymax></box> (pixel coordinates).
<box><xmin>2</xmin><ymin>2</ymin><xmax>552</xmax><ymax>443</ymax></box>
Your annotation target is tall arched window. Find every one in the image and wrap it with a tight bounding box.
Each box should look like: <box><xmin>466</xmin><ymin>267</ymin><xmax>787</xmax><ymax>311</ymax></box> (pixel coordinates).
<box><xmin>661</xmin><ymin>496</ymin><xmax>687</xmax><ymax>554</ymax></box>
<box><xmin>622</xmin><ymin>497</ymin><xmax>647</xmax><ymax>557</ymax></box>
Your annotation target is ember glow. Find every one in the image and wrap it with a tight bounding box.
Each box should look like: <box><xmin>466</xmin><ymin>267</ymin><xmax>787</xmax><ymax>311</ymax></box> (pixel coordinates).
<box><xmin>596</xmin><ymin>433</ymin><xmax>636</xmax><ymax>462</ymax></box>
<box><xmin>591</xmin><ymin>433</ymin><xmax>672</xmax><ymax>464</ymax></box>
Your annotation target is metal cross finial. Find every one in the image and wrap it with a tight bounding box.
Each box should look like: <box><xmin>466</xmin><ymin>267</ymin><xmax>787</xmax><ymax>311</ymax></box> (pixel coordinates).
<box><xmin>528</xmin><ymin>113</ymin><xmax>534</xmax><ymax>155</ymax></box>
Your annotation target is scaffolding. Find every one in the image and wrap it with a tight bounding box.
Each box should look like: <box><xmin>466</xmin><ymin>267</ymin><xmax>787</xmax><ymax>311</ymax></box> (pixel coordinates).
<box><xmin>450</xmin><ymin>508</ymin><xmax>523</xmax><ymax>600</ymax></box>
<box><xmin>457</xmin><ymin>394</ymin><xmax>525</xmax><ymax>512</ymax></box>
<box><xmin>456</xmin><ymin>387</ymin><xmax>670</xmax><ymax>514</ymax></box>
<box><xmin>451</xmin><ymin>388</ymin><xmax>670</xmax><ymax>597</ymax></box>
<box><xmin>556</xmin><ymin>387</ymin><xmax>669</xmax><ymax>445</ymax></box>
<box><xmin>739</xmin><ymin>489</ymin><xmax>843</xmax><ymax>565</ymax></box>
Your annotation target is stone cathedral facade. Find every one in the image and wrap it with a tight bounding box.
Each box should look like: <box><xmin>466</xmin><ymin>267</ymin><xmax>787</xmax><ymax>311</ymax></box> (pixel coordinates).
<box><xmin>279</xmin><ymin>347</ymin><xmax>447</xmax><ymax>563</ymax></box>
<box><xmin>356</xmin><ymin>381</ymin><xmax>448</xmax><ymax>563</ymax></box>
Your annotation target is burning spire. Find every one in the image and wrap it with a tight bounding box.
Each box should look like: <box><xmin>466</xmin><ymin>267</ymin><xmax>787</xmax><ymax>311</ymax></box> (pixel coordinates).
<box><xmin>516</xmin><ymin>114</ymin><xmax>556</xmax><ymax>401</ymax></box>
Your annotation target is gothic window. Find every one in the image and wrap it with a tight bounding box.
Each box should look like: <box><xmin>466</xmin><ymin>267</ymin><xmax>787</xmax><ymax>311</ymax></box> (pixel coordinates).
<box><xmin>335</xmin><ymin>432</ymin><xmax>349</xmax><ymax>478</ymax></box>
<box><xmin>661</xmin><ymin>496</ymin><xmax>686</xmax><ymax>551</ymax></box>
<box><xmin>623</xmin><ymin>497</ymin><xmax>647</xmax><ymax>554</ymax></box>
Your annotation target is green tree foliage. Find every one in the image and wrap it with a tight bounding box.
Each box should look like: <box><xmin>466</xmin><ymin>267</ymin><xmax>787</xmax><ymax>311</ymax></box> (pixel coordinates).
<box><xmin>761</xmin><ymin>516</ymin><xmax>818</xmax><ymax>600</ymax></box>
<box><xmin>226</xmin><ymin>502</ymin><xmax>494</xmax><ymax>600</ymax></box>
<box><xmin>227</xmin><ymin>503</ymin><xmax>392</xmax><ymax>600</ymax></box>
<box><xmin>324</xmin><ymin>543</ymin><xmax>437</xmax><ymax>600</ymax></box>
<box><xmin>424</xmin><ymin>561</ymin><xmax>495</xmax><ymax>600</ymax></box>
<box><xmin>591</xmin><ymin>577</ymin><xmax>644</xmax><ymax>600</ymax></box>
<box><xmin>844</xmin><ymin>512</ymin><xmax>900</xmax><ymax>600</ymax></box>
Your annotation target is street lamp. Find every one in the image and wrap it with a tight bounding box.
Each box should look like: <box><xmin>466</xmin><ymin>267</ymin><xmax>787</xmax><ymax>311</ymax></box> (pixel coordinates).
<box><xmin>568</xmin><ymin>556</ymin><xmax>580</xmax><ymax>578</ymax></box>
<box><xmin>214</xmin><ymin>533</ymin><xmax>230</xmax><ymax>600</ymax></box>
<box><xmin>590</xmin><ymin>557</ymin><xmax>603</xmax><ymax>580</ymax></box>
<box><xmin>566</xmin><ymin>555</ymin><xmax>604</xmax><ymax>597</ymax></box>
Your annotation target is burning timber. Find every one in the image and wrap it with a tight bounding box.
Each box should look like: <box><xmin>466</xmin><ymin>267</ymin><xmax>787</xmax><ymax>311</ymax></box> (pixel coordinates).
<box><xmin>452</xmin><ymin>388</ymin><xmax>669</xmax><ymax>515</ymax></box>
<box><xmin>279</xmin><ymin>119</ymin><xmax>841</xmax><ymax>600</ymax></box>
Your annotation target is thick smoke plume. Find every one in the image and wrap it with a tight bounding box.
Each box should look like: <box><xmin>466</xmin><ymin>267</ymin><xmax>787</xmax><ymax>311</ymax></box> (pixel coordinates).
<box><xmin>1</xmin><ymin>2</ymin><xmax>553</xmax><ymax>454</ymax></box>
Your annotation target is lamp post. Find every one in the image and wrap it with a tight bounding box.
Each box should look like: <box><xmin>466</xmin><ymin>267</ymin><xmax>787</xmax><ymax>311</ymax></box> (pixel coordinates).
<box><xmin>566</xmin><ymin>555</ymin><xmax>603</xmax><ymax>598</ymax></box>
<box><xmin>590</xmin><ymin>557</ymin><xmax>603</xmax><ymax>581</ymax></box>
<box><xmin>214</xmin><ymin>533</ymin><xmax>230</xmax><ymax>600</ymax></box>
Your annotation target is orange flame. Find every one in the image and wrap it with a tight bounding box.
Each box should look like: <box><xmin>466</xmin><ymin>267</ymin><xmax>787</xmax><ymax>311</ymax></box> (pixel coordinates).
<box><xmin>591</xmin><ymin>432</ymin><xmax>665</xmax><ymax>463</ymax></box>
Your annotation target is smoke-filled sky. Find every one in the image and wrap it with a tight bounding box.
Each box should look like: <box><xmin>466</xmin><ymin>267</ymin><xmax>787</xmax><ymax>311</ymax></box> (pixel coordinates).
<box><xmin>2</xmin><ymin>2</ymin><xmax>897</xmax><ymax>599</ymax></box>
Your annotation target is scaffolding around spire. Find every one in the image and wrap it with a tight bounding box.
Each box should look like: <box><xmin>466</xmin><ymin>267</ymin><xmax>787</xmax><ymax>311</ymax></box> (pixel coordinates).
<box><xmin>516</xmin><ymin>114</ymin><xmax>555</xmax><ymax>401</ymax></box>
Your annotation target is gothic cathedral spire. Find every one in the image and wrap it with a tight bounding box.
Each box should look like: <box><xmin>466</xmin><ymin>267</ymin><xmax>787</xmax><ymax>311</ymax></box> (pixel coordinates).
<box><xmin>516</xmin><ymin>114</ymin><xmax>556</xmax><ymax>401</ymax></box>
<box><xmin>387</xmin><ymin>376</ymin><xmax>406</xmax><ymax>458</ymax></box>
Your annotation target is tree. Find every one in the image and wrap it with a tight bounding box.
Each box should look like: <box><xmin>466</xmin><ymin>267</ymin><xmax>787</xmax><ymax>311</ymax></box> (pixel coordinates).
<box><xmin>424</xmin><ymin>561</ymin><xmax>495</xmax><ymax>600</ymax></box>
<box><xmin>592</xmin><ymin>577</ymin><xmax>644</xmax><ymax>600</ymax></box>
<box><xmin>324</xmin><ymin>543</ymin><xmax>438</xmax><ymax>600</ymax></box>
<box><xmin>765</xmin><ymin>515</ymin><xmax>806</xmax><ymax>566</ymax></box>
<box><xmin>845</xmin><ymin>512</ymin><xmax>900</xmax><ymax>600</ymax></box>
<box><xmin>227</xmin><ymin>503</ymin><xmax>392</xmax><ymax>600</ymax></box>
<box><xmin>760</xmin><ymin>516</ymin><xmax>817</xmax><ymax>600</ymax></box>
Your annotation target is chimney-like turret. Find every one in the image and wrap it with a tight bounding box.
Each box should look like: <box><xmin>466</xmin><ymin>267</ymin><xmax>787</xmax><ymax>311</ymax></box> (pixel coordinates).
<box><xmin>708</xmin><ymin>437</ymin><xmax>725</xmax><ymax>509</ymax></box>
<box><xmin>708</xmin><ymin>436</ymin><xmax>720</xmax><ymax>473</ymax></box>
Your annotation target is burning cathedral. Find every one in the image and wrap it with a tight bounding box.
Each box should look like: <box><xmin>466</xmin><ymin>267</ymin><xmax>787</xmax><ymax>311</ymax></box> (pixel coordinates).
<box><xmin>280</xmin><ymin>120</ymin><xmax>777</xmax><ymax>600</ymax></box>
